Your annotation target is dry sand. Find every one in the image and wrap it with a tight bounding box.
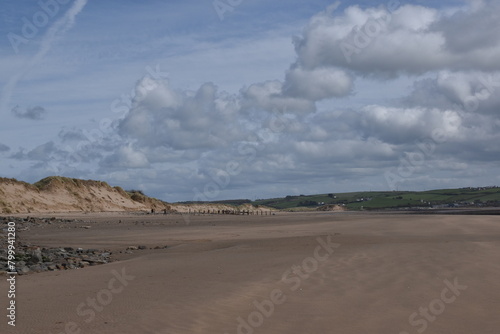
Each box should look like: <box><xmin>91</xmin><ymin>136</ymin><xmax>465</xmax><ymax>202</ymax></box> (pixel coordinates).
<box><xmin>1</xmin><ymin>212</ymin><xmax>499</xmax><ymax>333</ymax></box>
<box><xmin>0</xmin><ymin>177</ymin><xmax>169</xmax><ymax>214</ymax></box>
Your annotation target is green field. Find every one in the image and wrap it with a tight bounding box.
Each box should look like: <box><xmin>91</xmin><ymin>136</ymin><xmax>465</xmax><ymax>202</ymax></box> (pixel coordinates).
<box><xmin>250</xmin><ymin>187</ymin><xmax>500</xmax><ymax>211</ymax></box>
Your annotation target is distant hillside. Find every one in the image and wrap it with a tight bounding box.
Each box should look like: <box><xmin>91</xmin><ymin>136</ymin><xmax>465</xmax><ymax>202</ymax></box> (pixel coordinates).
<box><xmin>3</xmin><ymin>176</ymin><xmax>497</xmax><ymax>214</ymax></box>
<box><xmin>0</xmin><ymin>176</ymin><xmax>170</xmax><ymax>214</ymax></box>
<box><xmin>251</xmin><ymin>187</ymin><xmax>500</xmax><ymax>211</ymax></box>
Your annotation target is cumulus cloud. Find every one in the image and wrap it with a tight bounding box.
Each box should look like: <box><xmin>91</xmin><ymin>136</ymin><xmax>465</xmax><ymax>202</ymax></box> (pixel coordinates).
<box><xmin>101</xmin><ymin>145</ymin><xmax>149</xmax><ymax>169</ymax></box>
<box><xmin>241</xmin><ymin>80</ymin><xmax>316</xmax><ymax>113</ymax></box>
<box><xmin>355</xmin><ymin>106</ymin><xmax>463</xmax><ymax>144</ymax></box>
<box><xmin>283</xmin><ymin>66</ymin><xmax>353</xmax><ymax>100</ymax></box>
<box><xmin>403</xmin><ymin>71</ymin><xmax>500</xmax><ymax>114</ymax></box>
<box><xmin>438</xmin><ymin>1</ymin><xmax>500</xmax><ymax>53</ymax></box>
<box><xmin>5</xmin><ymin>1</ymin><xmax>500</xmax><ymax>201</ymax></box>
<box><xmin>11</xmin><ymin>105</ymin><xmax>46</xmax><ymax>120</ymax></box>
<box><xmin>119</xmin><ymin>78</ymin><xmax>246</xmax><ymax>153</ymax></box>
<box><xmin>293</xmin><ymin>1</ymin><xmax>500</xmax><ymax>76</ymax></box>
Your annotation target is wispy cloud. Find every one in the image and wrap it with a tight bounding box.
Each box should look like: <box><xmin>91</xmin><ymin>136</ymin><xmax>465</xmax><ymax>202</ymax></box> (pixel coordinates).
<box><xmin>0</xmin><ymin>0</ymin><xmax>88</xmax><ymax>113</ymax></box>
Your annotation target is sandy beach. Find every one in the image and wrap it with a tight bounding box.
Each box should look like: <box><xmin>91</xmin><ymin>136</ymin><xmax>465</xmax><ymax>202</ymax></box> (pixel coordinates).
<box><xmin>2</xmin><ymin>1</ymin><xmax>500</xmax><ymax>333</ymax></box>
<box><xmin>1</xmin><ymin>212</ymin><xmax>499</xmax><ymax>334</ymax></box>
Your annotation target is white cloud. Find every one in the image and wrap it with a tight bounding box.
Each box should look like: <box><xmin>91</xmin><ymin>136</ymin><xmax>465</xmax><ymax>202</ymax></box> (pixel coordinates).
<box><xmin>2</xmin><ymin>1</ymin><xmax>500</xmax><ymax>201</ymax></box>
<box><xmin>293</xmin><ymin>2</ymin><xmax>500</xmax><ymax>76</ymax></box>
<box><xmin>404</xmin><ymin>71</ymin><xmax>500</xmax><ymax>114</ymax></box>
<box><xmin>283</xmin><ymin>66</ymin><xmax>353</xmax><ymax>100</ymax></box>
<box><xmin>101</xmin><ymin>145</ymin><xmax>149</xmax><ymax>169</ymax></box>
<box><xmin>356</xmin><ymin>106</ymin><xmax>462</xmax><ymax>144</ymax></box>
<box><xmin>241</xmin><ymin>80</ymin><xmax>316</xmax><ymax>113</ymax></box>
<box><xmin>119</xmin><ymin>78</ymin><xmax>246</xmax><ymax>153</ymax></box>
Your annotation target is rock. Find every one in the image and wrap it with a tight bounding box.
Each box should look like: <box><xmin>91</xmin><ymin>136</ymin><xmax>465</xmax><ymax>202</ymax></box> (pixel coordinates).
<box><xmin>27</xmin><ymin>247</ymin><xmax>43</xmax><ymax>264</ymax></box>
<box><xmin>17</xmin><ymin>266</ymin><xmax>30</xmax><ymax>275</ymax></box>
<box><xmin>0</xmin><ymin>217</ymin><xmax>116</xmax><ymax>275</ymax></box>
<box><xmin>138</xmin><ymin>245</ymin><xmax>147</xmax><ymax>250</ymax></box>
<box><xmin>29</xmin><ymin>264</ymin><xmax>43</xmax><ymax>272</ymax></box>
<box><xmin>88</xmin><ymin>259</ymin><xmax>107</xmax><ymax>265</ymax></box>
<box><xmin>42</xmin><ymin>253</ymin><xmax>55</xmax><ymax>262</ymax></box>
<box><xmin>127</xmin><ymin>246</ymin><xmax>138</xmax><ymax>250</ymax></box>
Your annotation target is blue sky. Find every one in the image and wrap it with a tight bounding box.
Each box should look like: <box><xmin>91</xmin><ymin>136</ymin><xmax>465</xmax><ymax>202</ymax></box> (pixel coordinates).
<box><xmin>1</xmin><ymin>0</ymin><xmax>499</xmax><ymax>202</ymax></box>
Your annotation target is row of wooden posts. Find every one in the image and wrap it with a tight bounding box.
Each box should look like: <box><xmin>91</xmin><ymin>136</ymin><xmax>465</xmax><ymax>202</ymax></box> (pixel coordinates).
<box><xmin>186</xmin><ymin>209</ymin><xmax>272</xmax><ymax>215</ymax></box>
<box><xmin>150</xmin><ymin>208</ymin><xmax>272</xmax><ymax>215</ymax></box>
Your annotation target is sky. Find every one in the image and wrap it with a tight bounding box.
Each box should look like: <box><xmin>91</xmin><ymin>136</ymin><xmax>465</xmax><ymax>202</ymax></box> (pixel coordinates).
<box><xmin>0</xmin><ymin>0</ymin><xmax>499</xmax><ymax>202</ymax></box>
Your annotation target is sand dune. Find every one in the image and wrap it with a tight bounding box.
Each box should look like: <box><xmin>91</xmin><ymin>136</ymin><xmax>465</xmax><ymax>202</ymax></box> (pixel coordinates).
<box><xmin>0</xmin><ymin>177</ymin><xmax>269</xmax><ymax>215</ymax></box>
<box><xmin>0</xmin><ymin>177</ymin><xmax>170</xmax><ymax>213</ymax></box>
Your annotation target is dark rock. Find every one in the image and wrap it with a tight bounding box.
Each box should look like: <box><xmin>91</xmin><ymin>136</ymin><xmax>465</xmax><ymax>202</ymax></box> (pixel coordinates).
<box><xmin>27</xmin><ymin>247</ymin><xmax>42</xmax><ymax>264</ymax></box>
<box><xmin>0</xmin><ymin>216</ymin><xmax>153</xmax><ymax>275</ymax></box>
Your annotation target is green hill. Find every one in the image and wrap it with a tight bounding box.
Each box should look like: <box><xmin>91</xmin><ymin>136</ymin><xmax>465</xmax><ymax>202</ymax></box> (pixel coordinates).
<box><xmin>250</xmin><ymin>187</ymin><xmax>500</xmax><ymax>211</ymax></box>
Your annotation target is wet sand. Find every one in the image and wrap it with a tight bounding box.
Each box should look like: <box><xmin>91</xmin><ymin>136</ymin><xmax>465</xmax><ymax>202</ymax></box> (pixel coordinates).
<box><xmin>1</xmin><ymin>212</ymin><xmax>499</xmax><ymax>333</ymax></box>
